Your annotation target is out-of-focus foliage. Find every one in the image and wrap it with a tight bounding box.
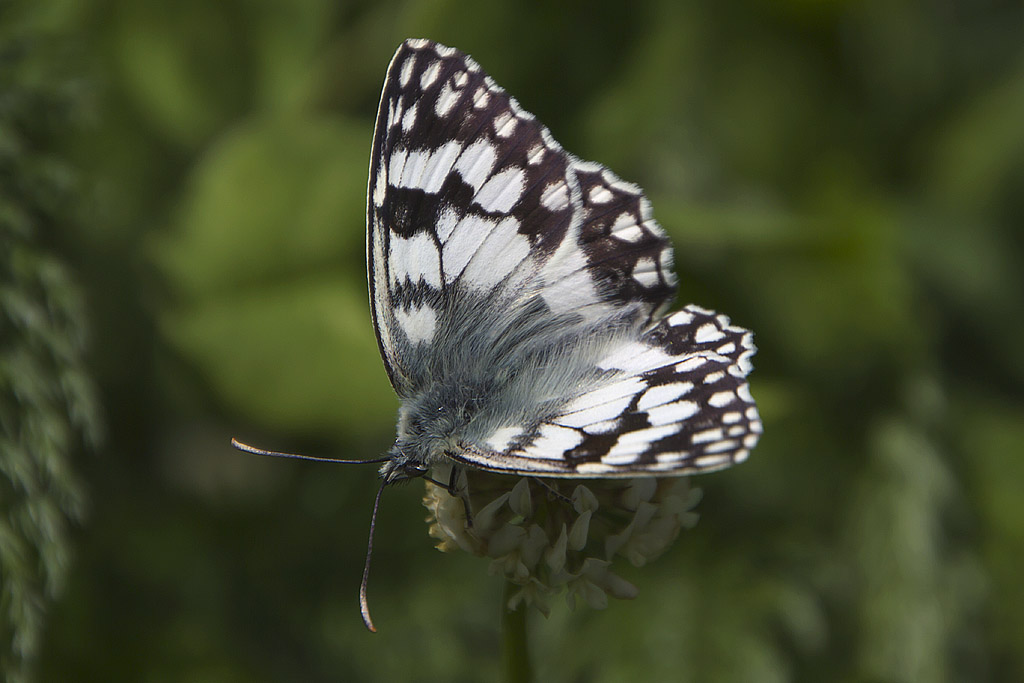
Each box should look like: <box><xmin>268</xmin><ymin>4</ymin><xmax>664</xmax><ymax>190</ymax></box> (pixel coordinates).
<box><xmin>4</xmin><ymin>0</ymin><xmax>1019</xmax><ymax>681</ymax></box>
<box><xmin>0</xmin><ymin>6</ymin><xmax>101</xmax><ymax>682</ymax></box>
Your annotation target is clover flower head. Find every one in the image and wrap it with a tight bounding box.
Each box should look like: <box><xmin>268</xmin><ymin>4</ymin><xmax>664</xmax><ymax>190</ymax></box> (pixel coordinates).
<box><xmin>423</xmin><ymin>465</ymin><xmax>702</xmax><ymax>614</ymax></box>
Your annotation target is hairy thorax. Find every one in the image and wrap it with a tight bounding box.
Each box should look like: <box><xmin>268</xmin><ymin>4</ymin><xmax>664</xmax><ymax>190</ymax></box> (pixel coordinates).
<box><xmin>379</xmin><ymin>309</ymin><xmax>645</xmax><ymax>483</ymax></box>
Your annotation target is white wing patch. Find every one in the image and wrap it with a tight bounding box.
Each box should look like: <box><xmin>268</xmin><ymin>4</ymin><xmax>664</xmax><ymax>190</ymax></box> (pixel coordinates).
<box><xmin>537</xmin><ymin>241</ymin><xmax>608</xmax><ymax>316</ymax></box>
<box><xmin>401</xmin><ymin>101</ymin><xmax>419</xmax><ymax>131</ymax></box>
<box><xmin>709</xmin><ymin>391</ymin><xmax>736</xmax><ymax>408</ymax></box>
<box><xmin>461</xmin><ymin>217</ymin><xmax>531</xmax><ymax>290</ymax></box>
<box><xmin>399</xmin><ymin>54</ymin><xmax>416</xmax><ymax>86</ymax></box>
<box><xmin>493</xmin><ymin>110</ymin><xmax>517</xmax><ymax>138</ymax></box>
<box><xmin>539</xmin><ymin>268</ymin><xmax>604</xmax><ymax>314</ymax></box>
<box><xmin>598</xmin><ymin>343</ymin><xmax>673</xmax><ymax>373</ymax></box>
<box><xmin>631</xmin><ymin>256</ymin><xmax>661</xmax><ymax>288</ymax></box>
<box><xmin>435</xmin><ymin>81</ymin><xmax>461</xmax><ymax>117</ymax></box>
<box><xmin>441</xmin><ymin>215</ymin><xmax>500</xmax><ymax>282</ymax></box>
<box><xmin>389</xmin><ymin>232</ymin><xmax>441</xmax><ymax>288</ymax></box>
<box><xmin>395</xmin><ymin>304</ymin><xmax>437</xmax><ymax>344</ymax></box>
<box><xmin>588</xmin><ymin>185</ymin><xmax>613</xmax><ymax>204</ymax></box>
<box><xmin>522</xmin><ymin>424</ymin><xmax>584</xmax><ymax>460</ymax></box>
<box><xmin>472</xmin><ymin>85</ymin><xmax>490</xmax><ymax>109</ymax></box>
<box><xmin>646</xmin><ymin>399</ymin><xmax>699</xmax><ymax>426</ymax></box>
<box><xmin>695</xmin><ymin>323</ymin><xmax>726</xmax><ymax>344</ymax></box>
<box><xmin>486</xmin><ymin>425</ymin><xmax>526</xmax><ymax>451</ymax></box>
<box><xmin>556</xmin><ymin>394</ymin><xmax>634</xmax><ymax>429</ymax></box>
<box><xmin>454</xmin><ymin>139</ymin><xmax>498</xmax><ymax>192</ymax></box>
<box><xmin>435</xmin><ymin>204</ymin><xmax>460</xmax><ymax>241</ymax></box>
<box><xmin>637</xmin><ymin>382</ymin><xmax>694</xmax><ymax>411</ymax></box>
<box><xmin>611</xmin><ymin>212</ymin><xmax>644</xmax><ymax>242</ymax></box>
<box><xmin>388</xmin><ymin>142</ymin><xmax>463</xmax><ymax>194</ymax></box>
<box><xmin>474</xmin><ymin>167</ymin><xmax>526</xmax><ymax>213</ymax></box>
<box><xmin>540</xmin><ymin>181</ymin><xmax>570</xmax><ymax>211</ymax></box>
<box><xmin>604</xmin><ymin>425</ymin><xmax>679</xmax><ymax>461</ymax></box>
<box><xmin>420</xmin><ymin>60</ymin><xmax>441</xmax><ymax>89</ymax></box>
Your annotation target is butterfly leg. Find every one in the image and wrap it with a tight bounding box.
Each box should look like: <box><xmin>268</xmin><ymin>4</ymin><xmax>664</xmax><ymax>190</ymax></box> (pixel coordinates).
<box><xmin>448</xmin><ymin>465</ymin><xmax>474</xmax><ymax>528</ymax></box>
<box><xmin>530</xmin><ymin>477</ymin><xmax>572</xmax><ymax>504</ymax></box>
<box><xmin>422</xmin><ymin>465</ymin><xmax>474</xmax><ymax>528</ymax></box>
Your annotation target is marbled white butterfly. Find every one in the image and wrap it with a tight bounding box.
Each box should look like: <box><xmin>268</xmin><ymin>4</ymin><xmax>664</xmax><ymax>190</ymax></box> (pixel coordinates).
<box><xmin>369</xmin><ymin>39</ymin><xmax>761</xmax><ymax>485</ymax></box>
<box><xmin>234</xmin><ymin>39</ymin><xmax>762</xmax><ymax>631</ymax></box>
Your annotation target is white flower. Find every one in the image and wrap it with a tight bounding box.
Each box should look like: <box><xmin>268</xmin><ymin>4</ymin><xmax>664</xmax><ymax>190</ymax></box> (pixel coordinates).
<box><xmin>423</xmin><ymin>465</ymin><xmax>702</xmax><ymax>614</ymax></box>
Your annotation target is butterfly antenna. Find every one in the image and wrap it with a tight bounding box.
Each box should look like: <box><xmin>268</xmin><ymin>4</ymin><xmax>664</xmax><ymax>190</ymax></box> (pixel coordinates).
<box><xmin>231</xmin><ymin>438</ymin><xmax>390</xmax><ymax>465</ymax></box>
<box><xmin>360</xmin><ymin>478</ymin><xmax>388</xmax><ymax>632</ymax></box>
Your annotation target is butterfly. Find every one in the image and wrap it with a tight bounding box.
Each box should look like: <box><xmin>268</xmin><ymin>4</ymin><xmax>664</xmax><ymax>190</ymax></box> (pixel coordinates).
<box><xmin>368</xmin><ymin>39</ymin><xmax>761</xmax><ymax>486</ymax></box>
<box><xmin>234</xmin><ymin>39</ymin><xmax>761</xmax><ymax>632</ymax></box>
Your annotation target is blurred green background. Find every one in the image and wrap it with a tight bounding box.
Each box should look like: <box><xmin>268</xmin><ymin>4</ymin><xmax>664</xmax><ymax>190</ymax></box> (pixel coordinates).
<box><xmin>3</xmin><ymin>0</ymin><xmax>1023</xmax><ymax>681</ymax></box>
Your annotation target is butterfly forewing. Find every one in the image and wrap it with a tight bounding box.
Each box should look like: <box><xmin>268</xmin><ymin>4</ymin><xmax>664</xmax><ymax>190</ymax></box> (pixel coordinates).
<box><xmin>368</xmin><ymin>40</ymin><xmax>575</xmax><ymax>395</ymax></box>
<box><xmin>368</xmin><ymin>39</ymin><xmax>760</xmax><ymax>477</ymax></box>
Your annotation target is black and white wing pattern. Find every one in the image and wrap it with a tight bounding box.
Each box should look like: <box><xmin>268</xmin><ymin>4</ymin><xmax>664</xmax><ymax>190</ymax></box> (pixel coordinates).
<box><xmin>368</xmin><ymin>39</ymin><xmax>761</xmax><ymax>478</ymax></box>
<box><xmin>453</xmin><ymin>306</ymin><xmax>760</xmax><ymax>477</ymax></box>
<box><xmin>368</xmin><ymin>39</ymin><xmax>676</xmax><ymax>397</ymax></box>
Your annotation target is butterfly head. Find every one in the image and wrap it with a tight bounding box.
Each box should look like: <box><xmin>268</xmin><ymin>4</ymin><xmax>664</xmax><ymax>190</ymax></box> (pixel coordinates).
<box><xmin>382</xmin><ymin>381</ymin><xmax>488</xmax><ymax>483</ymax></box>
<box><xmin>379</xmin><ymin>445</ymin><xmax>430</xmax><ymax>484</ymax></box>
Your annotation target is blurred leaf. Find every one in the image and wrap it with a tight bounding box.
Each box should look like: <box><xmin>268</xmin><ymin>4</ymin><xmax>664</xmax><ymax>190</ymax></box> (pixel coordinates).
<box><xmin>110</xmin><ymin>0</ymin><xmax>253</xmax><ymax>146</ymax></box>
<box><xmin>925</xmin><ymin>56</ymin><xmax>1024</xmax><ymax>214</ymax></box>
<box><xmin>0</xmin><ymin>8</ymin><xmax>98</xmax><ymax>681</ymax></box>
<box><xmin>737</xmin><ymin>195</ymin><xmax>917</xmax><ymax>381</ymax></box>
<box><xmin>154</xmin><ymin>115</ymin><xmax>368</xmax><ymax>298</ymax></box>
<box><xmin>962</xmin><ymin>398</ymin><xmax>1024</xmax><ymax>681</ymax></box>
<box><xmin>243</xmin><ymin>0</ymin><xmax>337</xmax><ymax>112</ymax></box>
<box><xmin>845</xmin><ymin>416</ymin><xmax>978</xmax><ymax>683</ymax></box>
<box><xmin>160</xmin><ymin>274</ymin><xmax>394</xmax><ymax>437</ymax></box>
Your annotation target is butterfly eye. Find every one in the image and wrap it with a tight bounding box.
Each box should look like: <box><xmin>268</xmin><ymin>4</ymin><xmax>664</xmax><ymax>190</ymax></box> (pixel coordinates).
<box><xmin>402</xmin><ymin>462</ymin><xmax>429</xmax><ymax>478</ymax></box>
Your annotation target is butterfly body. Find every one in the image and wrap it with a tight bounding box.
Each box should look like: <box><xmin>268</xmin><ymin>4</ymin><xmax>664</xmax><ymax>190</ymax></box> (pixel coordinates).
<box><xmin>370</xmin><ymin>39</ymin><xmax>761</xmax><ymax>482</ymax></box>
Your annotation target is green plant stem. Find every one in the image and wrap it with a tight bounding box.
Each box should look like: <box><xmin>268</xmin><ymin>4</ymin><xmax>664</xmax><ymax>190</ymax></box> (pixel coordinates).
<box><xmin>501</xmin><ymin>582</ymin><xmax>533</xmax><ymax>683</ymax></box>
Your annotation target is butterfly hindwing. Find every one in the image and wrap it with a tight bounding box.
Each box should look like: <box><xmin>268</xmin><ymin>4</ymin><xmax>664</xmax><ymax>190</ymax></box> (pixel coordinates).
<box><xmin>451</xmin><ymin>306</ymin><xmax>761</xmax><ymax>477</ymax></box>
<box><xmin>571</xmin><ymin>162</ymin><xmax>677</xmax><ymax>324</ymax></box>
